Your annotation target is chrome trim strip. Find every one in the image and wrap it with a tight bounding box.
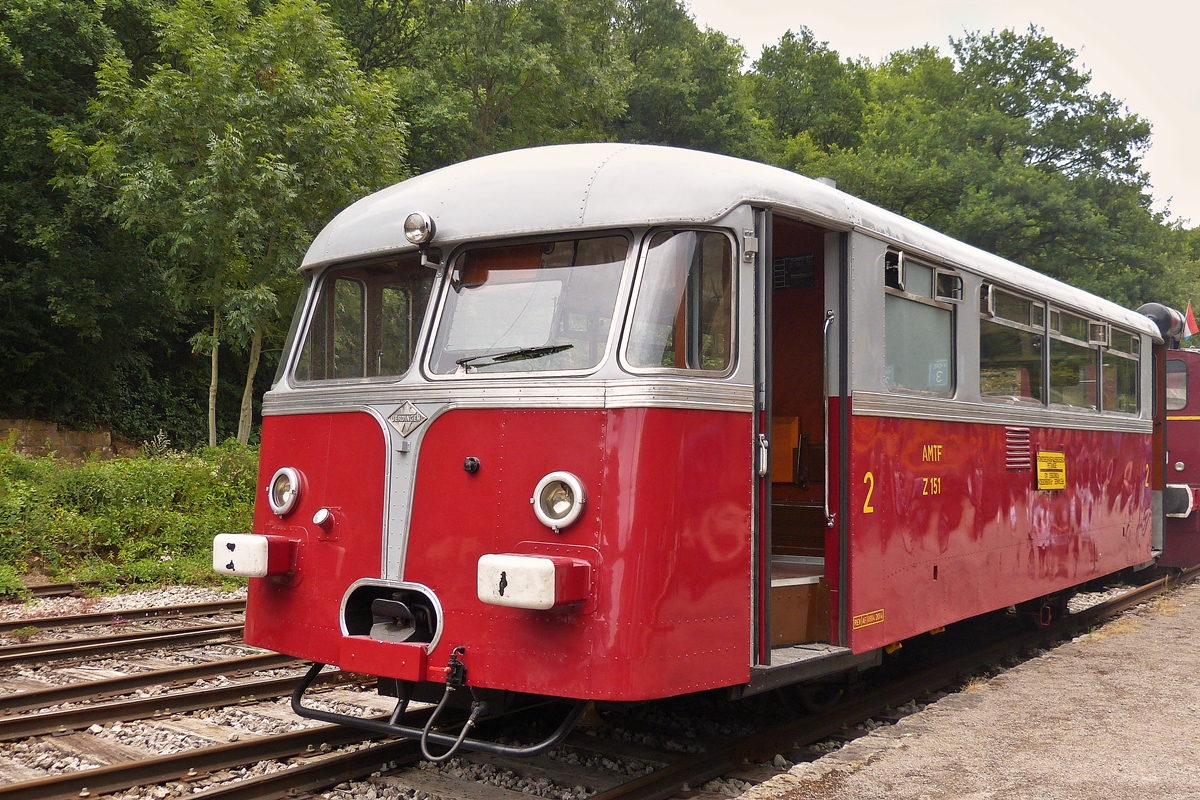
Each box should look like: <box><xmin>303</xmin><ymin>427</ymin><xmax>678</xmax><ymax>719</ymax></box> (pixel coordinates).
<box><xmin>263</xmin><ymin>380</ymin><xmax>754</xmax><ymax>416</ymax></box>
<box><xmin>380</xmin><ymin>400</ymin><xmax>448</xmax><ymax>580</ymax></box>
<box><xmin>851</xmin><ymin>390</ymin><xmax>1153</xmax><ymax>434</ymax></box>
<box><xmin>360</xmin><ymin>406</ymin><xmax>394</xmax><ymax>579</ymax></box>
<box><xmin>603</xmin><ymin>381</ymin><xmax>752</xmax><ymax>411</ymax></box>
<box><xmin>339</xmin><ymin>578</ymin><xmax>444</xmax><ymax>655</ymax></box>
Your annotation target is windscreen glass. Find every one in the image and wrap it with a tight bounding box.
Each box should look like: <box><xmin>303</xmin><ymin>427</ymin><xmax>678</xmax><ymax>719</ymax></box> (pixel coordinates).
<box><xmin>626</xmin><ymin>230</ymin><xmax>734</xmax><ymax>371</ymax></box>
<box><xmin>428</xmin><ymin>235</ymin><xmax>629</xmax><ymax>374</ymax></box>
<box><xmin>294</xmin><ymin>255</ymin><xmax>435</xmax><ymax>382</ymax></box>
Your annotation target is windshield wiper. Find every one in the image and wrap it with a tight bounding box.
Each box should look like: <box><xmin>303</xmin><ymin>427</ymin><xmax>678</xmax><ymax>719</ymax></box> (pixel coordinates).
<box><xmin>455</xmin><ymin>344</ymin><xmax>574</xmax><ymax>371</ymax></box>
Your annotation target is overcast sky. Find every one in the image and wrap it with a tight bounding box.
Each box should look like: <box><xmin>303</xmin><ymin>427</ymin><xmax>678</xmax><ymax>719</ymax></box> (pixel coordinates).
<box><xmin>687</xmin><ymin>0</ymin><xmax>1199</xmax><ymax>229</ymax></box>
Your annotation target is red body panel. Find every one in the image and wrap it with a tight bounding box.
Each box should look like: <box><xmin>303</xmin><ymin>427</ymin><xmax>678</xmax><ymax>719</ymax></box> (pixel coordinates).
<box><xmin>243</xmin><ymin>402</ymin><xmax>1154</xmax><ymax>695</ymax></box>
<box><xmin>246</xmin><ymin>407</ymin><xmax>753</xmax><ymax>701</ymax></box>
<box><xmin>1163</xmin><ymin>349</ymin><xmax>1200</xmax><ymax>567</ymax></box>
<box><xmin>847</xmin><ymin>415</ymin><xmax>1152</xmax><ymax>651</ymax></box>
<box><xmin>403</xmin><ymin>407</ymin><xmax>752</xmax><ymax>700</ymax></box>
<box><xmin>244</xmin><ymin>412</ymin><xmax>387</xmax><ymax>663</ymax></box>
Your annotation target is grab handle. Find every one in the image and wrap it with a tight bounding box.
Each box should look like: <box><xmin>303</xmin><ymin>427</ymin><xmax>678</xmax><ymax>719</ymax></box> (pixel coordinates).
<box><xmin>823</xmin><ymin>309</ymin><xmax>835</xmax><ymax>529</ymax></box>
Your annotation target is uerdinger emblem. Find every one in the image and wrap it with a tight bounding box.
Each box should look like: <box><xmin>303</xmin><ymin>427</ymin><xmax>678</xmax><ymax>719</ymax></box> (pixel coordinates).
<box><xmin>387</xmin><ymin>401</ymin><xmax>427</xmax><ymax>437</ymax></box>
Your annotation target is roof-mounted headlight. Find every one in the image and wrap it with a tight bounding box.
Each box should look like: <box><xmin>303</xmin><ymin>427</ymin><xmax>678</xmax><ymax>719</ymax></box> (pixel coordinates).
<box><xmin>267</xmin><ymin>467</ymin><xmax>302</xmax><ymax>517</ymax></box>
<box><xmin>404</xmin><ymin>212</ymin><xmax>436</xmax><ymax>245</ymax></box>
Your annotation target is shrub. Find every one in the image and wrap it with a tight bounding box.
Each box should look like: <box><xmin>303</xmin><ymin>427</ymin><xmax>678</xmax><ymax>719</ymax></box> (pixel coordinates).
<box><xmin>0</xmin><ymin>564</ymin><xmax>28</xmax><ymax>600</ymax></box>
<box><xmin>0</xmin><ymin>439</ymin><xmax>256</xmax><ymax>586</ymax></box>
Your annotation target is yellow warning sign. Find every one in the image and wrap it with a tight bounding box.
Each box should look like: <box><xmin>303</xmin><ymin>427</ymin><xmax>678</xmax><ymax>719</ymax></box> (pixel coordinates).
<box><xmin>852</xmin><ymin>609</ymin><xmax>885</xmax><ymax>630</ymax></box>
<box><xmin>1036</xmin><ymin>451</ymin><xmax>1067</xmax><ymax>490</ymax></box>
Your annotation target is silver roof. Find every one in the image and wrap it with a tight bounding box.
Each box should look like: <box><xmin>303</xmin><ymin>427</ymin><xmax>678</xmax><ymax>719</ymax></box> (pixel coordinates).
<box><xmin>303</xmin><ymin>142</ymin><xmax>1159</xmax><ymax>338</ymax></box>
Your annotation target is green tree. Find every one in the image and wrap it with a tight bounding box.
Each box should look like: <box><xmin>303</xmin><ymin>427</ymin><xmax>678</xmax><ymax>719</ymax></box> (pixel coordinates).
<box><xmin>787</xmin><ymin>28</ymin><xmax>1185</xmax><ymax>308</ymax></box>
<box><xmin>613</xmin><ymin>0</ymin><xmax>765</xmax><ymax>158</ymax></box>
<box><xmin>398</xmin><ymin>0</ymin><xmax>627</xmax><ymax>173</ymax></box>
<box><xmin>65</xmin><ymin>0</ymin><xmax>408</xmax><ymax>444</ymax></box>
<box><xmin>0</xmin><ymin>0</ymin><xmax>186</xmax><ymax>434</ymax></box>
<box><xmin>324</xmin><ymin>0</ymin><xmax>421</xmax><ymax>72</ymax></box>
<box><xmin>751</xmin><ymin>27</ymin><xmax>868</xmax><ymax>152</ymax></box>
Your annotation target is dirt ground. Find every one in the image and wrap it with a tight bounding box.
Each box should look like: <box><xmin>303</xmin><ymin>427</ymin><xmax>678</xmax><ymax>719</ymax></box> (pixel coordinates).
<box><xmin>745</xmin><ymin>581</ymin><xmax>1200</xmax><ymax>800</ymax></box>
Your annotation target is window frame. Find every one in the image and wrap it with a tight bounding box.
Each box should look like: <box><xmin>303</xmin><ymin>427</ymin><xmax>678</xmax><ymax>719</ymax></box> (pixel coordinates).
<box><xmin>422</xmin><ymin>230</ymin><xmax>636</xmax><ymax>381</ymax></box>
<box><xmin>1100</xmin><ymin>329</ymin><xmax>1140</xmax><ymax>415</ymax></box>
<box><xmin>1047</xmin><ymin>305</ymin><xmax>1102</xmax><ymax>412</ymax></box>
<box><xmin>619</xmin><ymin>227</ymin><xmax>740</xmax><ymax>378</ymax></box>
<box><xmin>1166</xmin><ymin>357</ymin><xmax>1189</xmax><ymax>412</ymax></box>
<box><xmin>883</xmin><ymin>256</ymin><xmax>957</xmax><ymax>397</ymax></box>
<box><xmin>289</xmin><ymin>254</ymin><xmax>435</xmax><ymax>387</ymax></box>
<box><xmin>978</xmin><ymin>285</ymin><xmax>1048</xmax><ymax>406</ymax></box>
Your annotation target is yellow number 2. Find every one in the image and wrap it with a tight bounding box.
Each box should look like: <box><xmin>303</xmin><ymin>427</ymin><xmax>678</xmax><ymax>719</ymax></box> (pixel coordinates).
<box><xmin>863</xmin><ymin>471</ymin><xmax>875</xmax><ymax>514</ymax></box>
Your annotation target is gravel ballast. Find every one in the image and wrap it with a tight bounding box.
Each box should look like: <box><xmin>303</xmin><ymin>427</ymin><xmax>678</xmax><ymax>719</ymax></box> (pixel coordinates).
<box><xmin>0</xmin><ymin>585</ymin><xmax>246</xmax><ymax>623</ymax></box>
<box><xmin>748</xmin><ymin>581</ymin><xmax>1200</xmax><ymax>800</ymax></box>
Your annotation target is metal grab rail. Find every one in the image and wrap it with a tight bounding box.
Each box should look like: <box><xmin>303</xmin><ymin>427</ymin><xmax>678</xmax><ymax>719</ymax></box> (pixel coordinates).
<box><xmin>822</xmin><ymin>309</ymin><xmax>835</xmax><ymax>528</ymax></box>
<box><xmin>290</xmin><ymin>662</ymin><xmax>585</xmax><ymax>758</ymax></box>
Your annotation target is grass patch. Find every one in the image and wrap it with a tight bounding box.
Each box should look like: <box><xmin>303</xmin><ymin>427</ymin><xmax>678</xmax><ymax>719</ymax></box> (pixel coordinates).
<box><xmin>0</xmin><ymin>439</ymin><xmax>255</xmax><ymax>589</ymax></box>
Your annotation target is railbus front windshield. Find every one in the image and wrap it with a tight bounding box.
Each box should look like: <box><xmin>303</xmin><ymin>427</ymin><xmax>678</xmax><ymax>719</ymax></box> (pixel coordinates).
<box><xmin>428</xmin><ymin>235</ymin><xmax>630</xmax><ymax>375</ymax></box>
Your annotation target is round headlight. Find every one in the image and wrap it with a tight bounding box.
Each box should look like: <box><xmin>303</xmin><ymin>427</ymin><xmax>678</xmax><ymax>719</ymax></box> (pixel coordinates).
<box><xmin>403</xmin><ymin>212</ymin><xmax>436</xmax><ymax>245</ymax></box>
<box><xmin>267</xmin><ymin>467</ymin><xmax>301</xmax><ymax>516</ymax></box>
<box><xmin>532</xmin><ymin>472</ymin><xmax>585</xmax><ymax>532</ymax></box>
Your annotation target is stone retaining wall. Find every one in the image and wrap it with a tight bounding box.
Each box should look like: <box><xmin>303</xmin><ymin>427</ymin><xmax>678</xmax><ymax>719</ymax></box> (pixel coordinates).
<box><xmin>0</xmin><ymin>419</ymin><xmax>115</xmax><ymax>461</ymax></box>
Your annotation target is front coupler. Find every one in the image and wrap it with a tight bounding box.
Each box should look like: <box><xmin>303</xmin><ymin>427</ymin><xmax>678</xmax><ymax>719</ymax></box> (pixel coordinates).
<box><xmin>291</xmin><ymin>660</ymin><xmax>585</xmax><ymax>760</ymax></box>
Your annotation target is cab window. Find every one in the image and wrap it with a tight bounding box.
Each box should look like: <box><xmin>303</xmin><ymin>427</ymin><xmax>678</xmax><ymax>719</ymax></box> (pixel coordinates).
<box><xmin>294</xmin><ymin>255</ymin><xmax>435</xmax><ymax>382</ymax></box>
<box><xmin>626</xmin><ymin>230</ymin><xmax>734</xmax><ymax>371</ymax></box>
<box><xmin>1167</xmin><ymin>359</ymin><xmax>1188</xmax><ymax>411</ymax></box>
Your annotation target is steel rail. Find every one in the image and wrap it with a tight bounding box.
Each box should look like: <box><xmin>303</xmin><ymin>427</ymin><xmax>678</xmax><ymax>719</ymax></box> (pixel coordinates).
<box><xmin>182</xmin><ymin>702</ymin><xmax>562</xmax><ymax>800</ymax></box>
<box><xmin>23</xmin><ymin>581</ymin><xmax>101</xmax><ymax>599</ymax></box>
<box><xmin>3</xmin><ymin>651</ymin><xmax>296</xmax><ymax>714</ymax></box>
<box><xmin>0</xmin><ymin>722</ymin><xmax>383</xmax><ymax>800</ymax></box>
<box><xmin>0</xmin><ymin>669</ymin><xmax>364</xmax><ymax>741</ymax></box>
<box><xmin>0</xmin><ymin>599</ymin><xmax>245</xmax><ymax>635</ymax></box>
<box><xmin>590</xmin><ymin>565</ymin><xmax>1200</xmax><ymax>800</ymax></box>
<box><xmin>181</xmin><ymin>737</ymin><xmax>425</xmax><ymax>800</ymax></box>
<box><xmin>0</xmin><ymin>623</ymin><xmax>243</xmax><ymax>667</ymax></box>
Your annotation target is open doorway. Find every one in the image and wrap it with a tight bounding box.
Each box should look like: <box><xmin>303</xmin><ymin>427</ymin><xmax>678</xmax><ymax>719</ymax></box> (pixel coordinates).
<box><xmin>767</xmin><ymin>216</ymin><xmax>833</xmax><ymax>648</ymax></box>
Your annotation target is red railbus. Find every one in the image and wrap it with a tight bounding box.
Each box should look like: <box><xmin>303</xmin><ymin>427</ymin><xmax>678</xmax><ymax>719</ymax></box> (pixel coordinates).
<box><xmin>214</xmin><ymin>144</ymin><xmax>1169</xmax><ymax>758</ymax></box>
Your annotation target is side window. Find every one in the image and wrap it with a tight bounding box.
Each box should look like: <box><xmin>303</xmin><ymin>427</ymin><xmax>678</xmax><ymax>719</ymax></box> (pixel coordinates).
<box><xmin>1103</xmin><ymin>329</ymin><xmax>1139</xmax><ymax>414</ymax></box>
<box><xmin>627</xmin><ymin>230</ymin><xmax>734</xmax><ymax>371</ymax></box>
<box><xmin>1048</xmin><ymin>309</ymin><xmax>1098</xmax><ymax>410</ymax></box>
<box><xmin>1167</xmin><ymin>358</ymin><xmax>1188</xmax><ymax>411</ymax></box>
<box><xmin>295</xmin><ymin>256</ymin><xmax>435</xmax><ymax>382</ymax></box>
<box><xmin>979</xmin><ymin>287</ymin><xmax>1045</xmax><ymax>404</ymax></box>
<box><xmin>884</xmin><ymin>256</ymin><xmax>954</xmax><ymax>394</ymax></box>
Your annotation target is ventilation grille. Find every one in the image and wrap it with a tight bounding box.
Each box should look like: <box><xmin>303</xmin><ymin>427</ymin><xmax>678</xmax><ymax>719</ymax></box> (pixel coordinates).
<box><xmin>1005</xmin><ymin>427</ymin><xmax>1032</xmax><ymax>470</ymax></box>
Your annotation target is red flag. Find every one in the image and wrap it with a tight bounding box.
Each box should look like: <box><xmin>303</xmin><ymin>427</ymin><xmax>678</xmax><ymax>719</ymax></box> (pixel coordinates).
<box><xmin>1186</xmin><ymin>301</ymin><xmax>1199</xmax><ymax>339</ymax></box>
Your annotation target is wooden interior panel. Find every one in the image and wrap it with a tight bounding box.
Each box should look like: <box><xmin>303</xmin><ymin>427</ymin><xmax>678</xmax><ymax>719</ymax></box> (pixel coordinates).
<box><xmin>771</xmin><ymin>218</ymin><xmax>826</xmax><ymax>505</ymax></box>
<box><xmin>771</xmin><ymin>502</ymin><xmax>827</xmax><ymax>558</ymax></box>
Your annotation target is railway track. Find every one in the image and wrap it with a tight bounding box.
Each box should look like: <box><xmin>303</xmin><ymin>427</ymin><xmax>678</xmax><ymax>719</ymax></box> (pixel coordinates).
<box><xmin>21</xmin><ymin>581</ymin><xmax>101</xmax><ymax>599</ymax></box>
<box><xmin>0</xmin><ymin>622</ymin><xmax>245</xmax><ymax>668</ymax></box>
<box><xmin>0</xmin><ymin>599</ymin><xmax>246</xmax><ymax>635</ymax></box>
<box><xmin>0</xmin><ymin>569</ymin><xmax>1193</xmax><ymax>800</ymax></box>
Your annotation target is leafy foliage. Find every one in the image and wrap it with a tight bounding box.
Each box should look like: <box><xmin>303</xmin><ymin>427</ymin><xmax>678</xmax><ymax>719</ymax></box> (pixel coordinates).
<box><xmin>0</xmin><ymin>0</ymin><xmax>187</xmax><ymax>435</ymax></box>
<box><xmin>0</xmin><ymin>440</ymin><xmax>256</xmax><ymax>584</ymax></box>
<box><xmin>399</xmin><ymin>0</ymin><xmax>628</xmax><ymax>172</ymax></box>
<box><xmin>58</xmin><ymin>0</ymin><xmax>408</xmax><ymax>444</ymax></box>
<box><xmin>613</xmin><ymin>0</ymin><xmax>765</xmax><ymax>158</ymax></box>
<box><xmin>1</xmin><ymin>4</ymin><xmax>1196</xmax><ymax>453</ymax></box>
<box><xmin>788</xmin><ymin>28</ymin><xmax>1194</xmax><ymax>308</ymax></box>
<box><xmin>751</xmin><ymin>27</ymin><xmax>868</xmax><ymax>151</ymax></box>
